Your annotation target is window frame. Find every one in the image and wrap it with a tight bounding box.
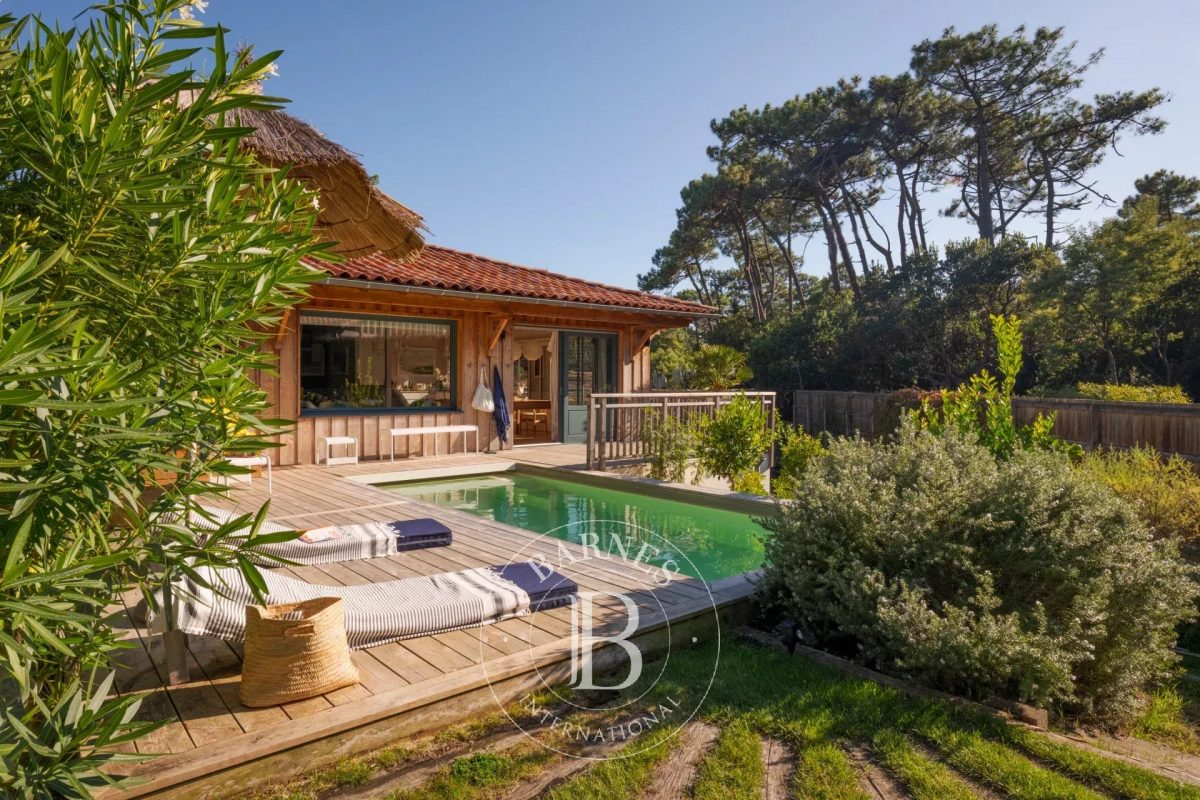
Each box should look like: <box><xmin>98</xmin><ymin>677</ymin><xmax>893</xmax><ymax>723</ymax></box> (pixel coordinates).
<box><xmin>298</xmin><ymin>310</ymin><xmax>459</xmax><ymax>416</ymax></box>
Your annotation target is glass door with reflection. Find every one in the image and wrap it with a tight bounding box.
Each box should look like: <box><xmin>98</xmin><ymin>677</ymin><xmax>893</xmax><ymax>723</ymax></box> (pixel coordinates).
<box><xmin>559</xmin><ymin>332</ymin><xmax>616</xmax><ymax>443</ymax></box>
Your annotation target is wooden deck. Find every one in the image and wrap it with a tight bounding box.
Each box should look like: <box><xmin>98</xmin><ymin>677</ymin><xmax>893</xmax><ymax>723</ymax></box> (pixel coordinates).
<box><xmin>105</xmin><ymin>445</ymin><xmax>755</xmax><ymax>799</ymax></box>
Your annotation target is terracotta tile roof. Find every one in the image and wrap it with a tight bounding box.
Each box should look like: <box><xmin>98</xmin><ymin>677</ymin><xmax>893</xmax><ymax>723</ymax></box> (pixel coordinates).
<box><xmin>303</xmin><ymin>245</ymin><xmax>715</xmax><ymax>316</ymax></box>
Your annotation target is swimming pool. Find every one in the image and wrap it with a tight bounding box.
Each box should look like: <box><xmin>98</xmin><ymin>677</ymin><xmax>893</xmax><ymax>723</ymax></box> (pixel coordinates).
<box><xmin>385</xmin><ymin>471</ymin><xmax>770</xmax><ymax>581</ymax></box>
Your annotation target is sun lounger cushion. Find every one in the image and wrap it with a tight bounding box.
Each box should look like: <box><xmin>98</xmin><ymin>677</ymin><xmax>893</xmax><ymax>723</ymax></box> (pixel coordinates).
<box><xmin>490</xmin><ymin>562</ymin><xmax>579</xmax><ymax>612</ymax></box>
<box><xmin>162</xmin><ymin>561</ymin><xmax>576</xmax><ymax>649</ymax></box>
<box><xmin>185</xmin><ymin>505</ymin><xmax>451</xmax><ymax>565</ymax></box>
<box><xmin>391</xmin><ymin>518</ymin><xmax>454</xmax><ymax>551</ymax></box>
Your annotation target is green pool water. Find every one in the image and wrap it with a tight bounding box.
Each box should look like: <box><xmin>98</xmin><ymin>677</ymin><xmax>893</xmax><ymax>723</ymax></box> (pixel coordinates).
<box><xmin>385</xmin><ymin>471</ymin><xmax>770</xmax><ymax>581</ymax></box>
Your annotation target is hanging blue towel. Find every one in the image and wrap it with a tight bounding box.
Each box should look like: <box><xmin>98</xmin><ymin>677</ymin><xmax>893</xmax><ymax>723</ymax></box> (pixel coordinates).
<box><xmin>492</xmin><ymin>364</ymin><xmax>510</xmax><ymax>444</ymax></box>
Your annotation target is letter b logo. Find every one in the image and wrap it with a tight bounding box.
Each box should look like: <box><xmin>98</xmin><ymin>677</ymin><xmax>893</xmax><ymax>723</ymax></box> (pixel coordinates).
<box><xmin>569</xmin><ymin>592</ymin><xmax>643</xmax><ymax>690</ymax></box>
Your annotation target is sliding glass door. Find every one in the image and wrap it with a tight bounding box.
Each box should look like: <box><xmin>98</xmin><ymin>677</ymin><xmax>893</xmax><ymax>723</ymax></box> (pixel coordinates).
<box><xmin>559</xmin><ymin>332</ymin><xmax>616</xmax><ymax>444</ymax></box>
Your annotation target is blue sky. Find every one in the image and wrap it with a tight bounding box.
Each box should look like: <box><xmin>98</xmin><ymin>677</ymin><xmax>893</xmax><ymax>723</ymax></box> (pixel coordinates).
<box><xmin>16</xmin><ymin>1</ymin><xmax>1200</xmax><ymax>288</ymax></box>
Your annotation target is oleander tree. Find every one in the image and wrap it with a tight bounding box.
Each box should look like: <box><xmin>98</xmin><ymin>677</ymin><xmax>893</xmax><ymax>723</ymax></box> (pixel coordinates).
<box><xmin>0</xmin><ymin>2</ymin><xmax>326</xmax><ymax>796</ymax></box>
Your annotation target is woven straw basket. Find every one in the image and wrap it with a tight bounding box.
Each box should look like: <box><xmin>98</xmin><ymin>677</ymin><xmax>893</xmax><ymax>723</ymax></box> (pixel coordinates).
<box><xmin>238</xmin><ymin>597</ymin><xmax>359</xmax><ymax>707</ymax></box>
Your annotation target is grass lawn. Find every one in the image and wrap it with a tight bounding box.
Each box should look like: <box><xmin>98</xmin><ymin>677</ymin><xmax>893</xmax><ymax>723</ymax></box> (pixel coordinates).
<box><xmin>252</xmin><ymin>639</ymin><xmax>1200</xmax><ymax>800</ymax></box>
<box><xmin>1128</xmin><ymin>649</ymin><xmax>1200</xmax><ymax>756</ymax></box>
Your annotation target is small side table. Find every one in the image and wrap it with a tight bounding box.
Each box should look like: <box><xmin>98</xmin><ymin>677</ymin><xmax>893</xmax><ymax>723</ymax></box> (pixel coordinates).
<box><xmin>320</xmin><ymin>436</ymin><xmax>359</xmax><ymax>467</ymax></box>
<box><xmin>225</xmin><ymin>454</ymin><xmax>273</xmax><ymax>494</ymax></box>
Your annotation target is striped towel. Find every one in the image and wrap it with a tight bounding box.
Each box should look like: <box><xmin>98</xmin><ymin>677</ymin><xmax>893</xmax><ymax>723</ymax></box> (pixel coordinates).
<box><xmin>186</xmin><ymin>505</ymin><xmax>451</xmax><ymax>566</ymax></box>
<box><xmin>163</xmin><ymin>561</ymin><xmax>572</xmax><ymax>649</ymax></box>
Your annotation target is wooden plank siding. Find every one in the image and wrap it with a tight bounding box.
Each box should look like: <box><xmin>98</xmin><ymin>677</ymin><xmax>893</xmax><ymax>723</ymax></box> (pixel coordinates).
<box><xmin>257</xmin><ymin>284</ymin><xmax>689</xmax><ymax>466</ymax></box>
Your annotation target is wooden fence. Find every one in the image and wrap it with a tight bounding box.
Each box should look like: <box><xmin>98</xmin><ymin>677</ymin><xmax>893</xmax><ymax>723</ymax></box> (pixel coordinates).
<box><xmin>586</xmin><ymin>391</ymin><xmax>777</xmax><ymax>471</ymax></box>
<box><xmin>793</xmin><ymin>390</ymin><xmax>1200</xmax><ymax>462</ymax></box>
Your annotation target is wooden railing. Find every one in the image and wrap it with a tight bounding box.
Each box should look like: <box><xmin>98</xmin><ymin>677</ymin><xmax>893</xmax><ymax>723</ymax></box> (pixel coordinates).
<box><xmin>585</xmin><ymin>391</ymin><xmax>777</xmax><ymax>471</ymax></box>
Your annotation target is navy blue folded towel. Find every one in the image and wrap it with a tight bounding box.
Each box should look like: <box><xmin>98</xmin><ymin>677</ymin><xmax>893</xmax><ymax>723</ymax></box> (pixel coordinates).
<box><xmin>391</xmin><ymin>518</ymin><xmax>453</xmax><ymax>551</ymax></box>
<box><xmin>490</xmin><ymin>562</ymin><xmax>579</xmax><ymax>611</ymax></box>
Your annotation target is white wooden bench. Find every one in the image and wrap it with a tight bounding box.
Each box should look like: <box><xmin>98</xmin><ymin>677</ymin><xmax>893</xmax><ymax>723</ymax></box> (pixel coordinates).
<box><xmin>388</xmin><ymin>424</ymin><xmax>479</xmax><ymax>461</ymax></box>
<box><xmin>223</xmin><ymin>454</ymin><xmax>272</xmax><ymax>493</ymax></box>
<box><xmin>319</xmin><ymin>435</ymin><xmax>359</xmax><ymax>467</ymax></box>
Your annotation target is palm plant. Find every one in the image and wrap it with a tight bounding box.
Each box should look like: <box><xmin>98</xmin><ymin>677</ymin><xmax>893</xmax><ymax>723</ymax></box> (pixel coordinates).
<box><xmin>689</xmin><ymin>344</ymin><xmax>753</xmax><ymax>390</ymax></box>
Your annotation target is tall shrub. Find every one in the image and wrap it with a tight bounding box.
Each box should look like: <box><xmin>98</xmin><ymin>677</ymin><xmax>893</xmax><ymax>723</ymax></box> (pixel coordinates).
<box><xmin>0</xmin><ymin>3</ymin><xmax>324</xmax><ymax>796</ymax></box>
<box><xmin>762</xmin><ymin>425</ymin><xmax>1196</xmax><ymax>724</ymax></box>
<box><xmin>914</xmin><ymin>315</ymin><xmax>1077</xmax><ymax>459</ymax></box>
<box><xmin>641</xmin><ymin>410</ymin><xmax>698</xmax><ymax>484</ymax></box>
<box><xmin>695</xmin><ymin>394</ymin><xmax>776</xmax><ymax>494</ymax></box>
<box><xmin>1079</xmin><ymin>447</ymin><xmax>1200</xmax><ymax>545</ymax></box>
<box><xmin>1075</xmin><ymin>382</ymin><xmax>1193</xmax><ymax>404</ymax></box>
<box><xmin>773</xmin><ymin>424</ymin><xmax>824</xmax><ymax>499</ymax></box>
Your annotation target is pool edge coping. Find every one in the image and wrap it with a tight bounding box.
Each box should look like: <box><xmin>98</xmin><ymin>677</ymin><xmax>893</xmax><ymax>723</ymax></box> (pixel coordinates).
<box><xmin>346</xmin><ymin>460</ymin><xmax>779</xmax><ymax>517</ymax></box>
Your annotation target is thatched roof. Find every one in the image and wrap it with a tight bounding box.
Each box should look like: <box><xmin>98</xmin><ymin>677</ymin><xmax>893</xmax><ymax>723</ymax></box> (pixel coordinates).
<box><xmin>232</xmin><ymin>107</ymin><xmax>425</xmax><ymax>262</ymax></box>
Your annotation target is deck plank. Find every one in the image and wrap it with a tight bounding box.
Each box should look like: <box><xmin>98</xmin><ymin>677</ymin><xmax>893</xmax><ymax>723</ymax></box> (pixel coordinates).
<box><xmin>116</xmin><ymin>600</ymin><xmax>243</xmax><ymax>751</ymax></box>
<box><xmin>107</xmin><ymin>445</ymin><xmax>756</xmax><ymax>798</ymax></box>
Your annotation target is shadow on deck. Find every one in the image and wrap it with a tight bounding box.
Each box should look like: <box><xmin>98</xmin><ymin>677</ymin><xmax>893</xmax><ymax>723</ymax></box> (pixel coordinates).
<box><xmin>104</xmin><ymin>446</ymin><xmax>755</xmax><ymax>799</ymax></box>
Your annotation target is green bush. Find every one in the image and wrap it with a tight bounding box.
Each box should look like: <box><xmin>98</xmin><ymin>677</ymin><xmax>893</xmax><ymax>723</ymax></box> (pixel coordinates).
<box><xmin>876</xmin><ymin>387</ymin><xmax>942</xmax><ymax>437</ymax></box>
<box><xmin>696</xmin><ymin>394</ymin><xmax>776</xmax><ymax>495</ymax></box>
<box><xmin>1078</xmin><ymin>447</ymin><xmax>1200</xmax><ymax>545</ymax></box>
<box><xmin>689</xmin><ymin>344</ymin><xmax>753</xmax><ymax>390</ymax></box>
<box><xmin>774</xmin><ymin>424</ymin><xmax>825</xmax><ymax>499</ymax></box>
<box><xmin>641</xmin><ymin>410</ymin><xmax>698</xmax><ymax>484</ymax></box>
<box><xmin>1075</xmin><ymin>382</ymin><xmax>1193</xmax><ymax>404</ymax></box>
<box><xmin>0</xmin><ymin>3</ymin><xmax>323</xmax><ymax>796</ymax></box>
<box><xmin>762</xmin><ymin>425</ymin><xmax>1196</xmax><ymax>724</ymax></box>
<box><xmin>914</xmin><ymin>315</ymin><xmax>1079</xmax><ymax>459</ymax></box>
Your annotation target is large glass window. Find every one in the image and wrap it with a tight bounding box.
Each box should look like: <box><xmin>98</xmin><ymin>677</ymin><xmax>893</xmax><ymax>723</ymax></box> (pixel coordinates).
<box><xmin>299</xmin><ymin>312</ymin><xmax>455</xmax><ymax>413</ymax></box>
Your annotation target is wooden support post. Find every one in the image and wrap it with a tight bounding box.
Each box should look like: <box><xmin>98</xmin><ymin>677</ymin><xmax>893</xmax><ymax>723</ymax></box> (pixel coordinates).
<box><xmin>1088</xmin><ymin>402</ymin><xmax>1101</xmax><ymax>450</ymax></box>
<box><xmin>767</xmin><ymin>397</ymin><xmax>777</xmax><ymax>468</ymax></box>
<box><xmin>160</xmin><ymin>579</ymin><xmax>190</xmax><ymax>685</ymax></box>
<box><xmin>164</xmin><ymin>629</ymin><xmax>190</xmax><ymax>686</ymax></box>
<box><xmin>597</xmin><ymin>397</ymin><xmax>608</xmax><ymax>471</ymax></box>
<box><xmin>586</xmin><ymin>399</ymin><xmax>595</xmax><ymax>470</ymax></box>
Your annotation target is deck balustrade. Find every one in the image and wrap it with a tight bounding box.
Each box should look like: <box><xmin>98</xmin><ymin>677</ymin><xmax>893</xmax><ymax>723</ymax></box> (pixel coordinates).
<box><xmin>585</xmin><ymin>391</ymin><xmax>777</xmax><ymax>471</ymax></box>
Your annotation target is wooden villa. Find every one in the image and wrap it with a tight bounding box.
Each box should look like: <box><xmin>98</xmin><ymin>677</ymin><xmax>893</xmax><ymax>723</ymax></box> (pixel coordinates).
<box><xmin>235</xmin><ymin>109</ymin><xmax>713</xmax><ymax>465</ymax></box>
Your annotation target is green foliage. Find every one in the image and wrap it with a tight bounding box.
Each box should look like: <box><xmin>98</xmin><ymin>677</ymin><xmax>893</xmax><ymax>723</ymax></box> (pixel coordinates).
<box><xmin>872</xmin><ymin>730</ymin><xmax>977</xmax><ymax>800</ymax></box>
<box><xmin>641</xmin><ymin>410</ymin><xmax>698</xmax><ymax>484</ymax></box>
<box><xmin>914</xmin><ymin>315</ymin><xmax>1078</xmax><ymax>459</ymax></box>
<box><xmin>1047</xmin><ymin>197</ymin><xmax>1199</xmax><ymax>385</ymax></box>
<box><xmin>690</xmin><ymin>721</ymin><xmax>762</xmax><ymax>800</ymax></box>
<box><xmin>447</xmin><ymin>752</ymin><xmax>517</xmax><ymax>786</ymax></box>
<box><xmin>1131</xmin><ymin>685</ymin><xmax>1200</xmax><ymax>755</ymax></box>
<box><xmin>0</xmin><ymin>3</ymin><xmax>324</xmax><ymax>796</ymax></box>
<box><xmin>544</xmin><ymin>724</ymin><xmax>680</xmax><ymax>800</ymax></box>
<box><xmin>876</xmin><ymin>388</ymin><xmax>943</xmax><ymax>436</ymax></box>
<box><xmin>791</xmin><ymin>743</ymin><xmax>870</xmax><ymax>800</ymax></box>
<box><xmin>695</xmin><ymin>394</ymin><xmax>776</xmax><ymax>495</ymax></box>
<box><xmin>644</xmin><ymin>19</ymin><xmax>1200</xmax><ymax>402</ymax></box>
<box><xmin>648</xmin><ymin>327</ymin><xmax>695</xmax><ymax>389</ymax></box>
<box><xmin>1078</xmin><ymin>447</ymin><xmax>1200</xmax><ymax>544</ymax></box>
<box><xmin>1122</xmin><ymin>169</ymin><xmax>1200</xmax><ymax>223</ymax></box>
<box><xmin>774</xmin><ymin>424</ymin><xmax>825</xmax><ymax>499</ymax></box>
<box><xmin>762</xmin><ymin>425</ymin><xmax>1197</xmax><ymax>723</ymax></box>
<box><xmin>729</xmin><ymin>469</ymin><xmax>765</xmax><ymax>495</ymax></box>
<box><xmin>689</xmin><ymin>344</ymin><xmax>753</xmax><ymax>391</ymax></box>
<box><xmin>1074</xmin><ymin>382</ymin><xmax>1193</xmax><ymax>404</ymax></box>
<box><xmin>256</xmin><ymin>639</ymin><xmax>1200</xmax><ymax>800</ymax></box>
